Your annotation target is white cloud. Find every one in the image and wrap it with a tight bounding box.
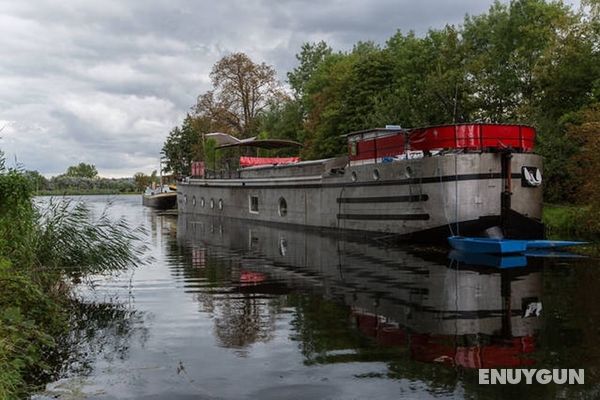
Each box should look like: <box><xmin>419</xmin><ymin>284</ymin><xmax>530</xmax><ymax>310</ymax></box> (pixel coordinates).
<box><xmin>59</xmin><ymin>93</ymin><xmax>177</xmax><ymax>136</ymax></box>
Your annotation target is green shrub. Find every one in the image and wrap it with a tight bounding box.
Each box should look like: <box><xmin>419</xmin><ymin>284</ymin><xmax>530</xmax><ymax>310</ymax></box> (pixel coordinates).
<box><xmin>0</xmin><ymin>152</ymin><xmax>148</xmax><ymax>398</ymax></box>
<box><xmin>0</xmin><ymin>259</ymin><xmax>65</xmax><ymax>398</ymax></box>
<box><xmin>543</xmin><ymin>204</ymin><xmax>600</xmax><ymax>239</ymax></box>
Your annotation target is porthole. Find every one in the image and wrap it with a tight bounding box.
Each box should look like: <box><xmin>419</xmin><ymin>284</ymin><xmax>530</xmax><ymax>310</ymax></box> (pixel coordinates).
<box><xmin>192</xmin><ymin>196</ymin><xmax>196</xmax><ymax>206</ymax></box>
<box><xmin>278</xmin><ymin>197</ymin><xmax>287</xmax><ymax>217</ymax></box>
<box><xmin>210</xmin><ymin>199</ymin><xmax>215</xmax><ymax>209</ymax></box>
<box><xmin>405</xmin><ymin>166</ymin><xmax>413</xmax><ymax>178</ymax></box>
<box><xmin>372</xmin><ymin>169</ymin><xmax>380</xmax><ymax>180</ymax></box>
<box><xmin>351</xmin><ymin>171</ymin><xmax>358</xmax><ymax>182</ymax></box>
<box><xmin>200</xmin><ymin>197</ymin><xmax>205</xmax><ymax>207</ymax></box>
<box><xmin>218</xmin><ymin>199</ymin><xmax>223</xmax><ymax>210</ymax></box>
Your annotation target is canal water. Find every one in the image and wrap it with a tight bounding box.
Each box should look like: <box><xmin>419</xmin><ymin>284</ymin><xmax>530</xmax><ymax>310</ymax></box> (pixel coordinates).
<box><xmin>35</xmin><ymin>195</ymin><xmax>600</xmax><ymax>399</ymax></box>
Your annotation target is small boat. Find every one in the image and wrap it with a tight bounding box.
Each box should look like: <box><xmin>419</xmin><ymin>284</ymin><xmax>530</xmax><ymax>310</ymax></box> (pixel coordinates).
<box><xmin>448</xmin><ymin>236</ymin><xmax>528</xmax><ymax>254</ymax></box>
<box><xmin>142</xmin><ymin>185</ymin><xmax>177</xmax><ymax>210</ymax></box>
<box><xmin>448</xmin><ymin>236</ymin><xmax>587</xmax><ymax>255</ymax></box>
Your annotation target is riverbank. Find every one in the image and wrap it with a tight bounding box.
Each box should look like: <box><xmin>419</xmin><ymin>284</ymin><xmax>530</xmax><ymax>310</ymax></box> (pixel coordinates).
<box><xmin>544</xmin><ymin>204</ymin><xmax>599</xmax><ymax>237</ymax></box>
<box><xmin>543</xmin><ymin>204</ymin><xmax>600</xmax><ymax>256</ymax></box>
<box><xmin>0</xmin><ymin>165</ymin><xmax>146</xmax><ymax>398</ymax></box>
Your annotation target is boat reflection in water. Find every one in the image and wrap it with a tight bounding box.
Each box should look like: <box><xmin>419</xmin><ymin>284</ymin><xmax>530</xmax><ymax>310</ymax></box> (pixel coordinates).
<box><xmin>176</xmin><ymin>214</ymin><xmax>543</xmax><ymax>372</ymax></box>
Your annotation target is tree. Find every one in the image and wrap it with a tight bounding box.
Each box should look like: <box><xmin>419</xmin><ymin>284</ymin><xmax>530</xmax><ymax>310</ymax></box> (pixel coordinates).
<box><xmin>23</xmin><ymin>170</ymin><xmax>48</xmax><ymax>192</ymax></box>
<box><xmin>161</xmin><ymin>115</ymin><xmax>208</xmax><ymax>176</ymax></box>
<box><xmin>195</xmin><ymin>53</ymin><xmax>285</xmax><ymax>138</ymax></box>
<box><xmin>287</xmin><ymin>41</ymin><xmax>332</xmax><ymax>97</ymax></box>
<box><xmin>257</xmin><ymin>99</ymin><xmax>304</xmax><ymax>156</ymax></box>
<box><xmin>462</xmin><ymin>0</ymin><xmax>576</xmax><ymax>122</ymax></box>
<box><xmin>565</xmin><ymin>103</ymin><xmax>600</xmax><ymax>232</ymax></box>
<box><xmin>302</xmin><ymin>52</ymin><xmax>357</xmax><ymax>159</ymax></box>
<box><xmin>203</xmin><ymin>138</ymin><xmax>221</xmax><ymax>171</ymax></box>
<box><xmin>65</xmin><ymin>163</ymin><xmax>98</xmax><ymax>178</ymax></box>
<box><xmin>133</xmin><ymin>172</ymin><xmax>150</xmax><ymax>192</ymax></box>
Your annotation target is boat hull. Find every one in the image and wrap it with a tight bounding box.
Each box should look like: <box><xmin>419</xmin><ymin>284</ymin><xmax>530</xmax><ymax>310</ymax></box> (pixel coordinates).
<box><xmin>448</xmin><ymin>236</ymin><xmax>528</xmax><ymax>254</ymax></box>
<box><xmin>142</xmin><ymin>192</ymin><xmax>177</xmax><ymax>210</ymax></box>
<box><xmin>178</xmin><ymin>153</ymin><xmax>543</xmax><ymax>240</ymax></box>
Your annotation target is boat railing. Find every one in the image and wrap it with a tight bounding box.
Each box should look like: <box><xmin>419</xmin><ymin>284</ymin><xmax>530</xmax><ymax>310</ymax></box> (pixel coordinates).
<box><xmin>202</xmin><ymin>169</ymin><xmax>242</xmax><ymax>179</ymax></box>
<box><xmin>347</xmin><ymin>124</ymin><xmax>536</xmax><ymax>164</ymax></box>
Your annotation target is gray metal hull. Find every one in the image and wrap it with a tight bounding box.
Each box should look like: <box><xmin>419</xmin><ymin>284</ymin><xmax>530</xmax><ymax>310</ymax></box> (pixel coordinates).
<box><xmin>142</xmin><ymin>192</ymin><xmax>177</xmax><ymax>210</ymax></box>
<box><xmin>178</xmin><ymin>153</ymin><xmax>543</xmax><ymax>239</ymax></box>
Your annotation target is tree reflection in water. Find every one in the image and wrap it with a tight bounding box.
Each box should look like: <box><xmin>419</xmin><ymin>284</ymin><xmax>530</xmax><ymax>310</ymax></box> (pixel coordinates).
<box><xmin>212</xmin><ymin>295</ymin><xmax>280</xmax><ymax>354</ymax></box>
<box><xmin>166</xmin><ymin>234</ymin><xmax>284</xmax><ymax>355</ymax></box>
<box><xmin>49</xmin><ymin>299</ymin><xmax>148</xmax><ymax>380</ymax></box>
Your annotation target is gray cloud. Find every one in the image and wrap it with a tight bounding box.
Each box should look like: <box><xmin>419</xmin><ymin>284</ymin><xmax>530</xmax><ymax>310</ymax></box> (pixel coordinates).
<box><xmin>0</xmin><ymin>0</ymin><xmax>580</xmax><ymax>177</ymax></box>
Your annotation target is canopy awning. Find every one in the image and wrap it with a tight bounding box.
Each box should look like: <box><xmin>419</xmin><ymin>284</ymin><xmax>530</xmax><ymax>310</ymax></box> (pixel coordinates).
<box><xmin>240</xmin><ymin>156</ymin><xmax>300</xmax><ymax>167</ymax></box>
<box><xmin>204</xmin><ymin>132</ymin><xmax>302</xmax><ymax>150</ymax></box>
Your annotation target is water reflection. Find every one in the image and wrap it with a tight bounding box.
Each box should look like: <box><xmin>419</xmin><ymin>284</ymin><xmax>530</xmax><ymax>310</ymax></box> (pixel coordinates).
<box><xmin>175</xmin><ymin>216</ymin><xmax>543</xmax><ymax>369</ymax></box>
<box><xmin>58</xmin><ymin>301</ymin><xmax>148</xmax><ymax>376</ymax></box>
<box><xmin>171</xmin><ymin>215</ymin><xmax>600</xmax><ymax>398</ymax></box>
<box><xmin>36</xmin><ymin>196</ymin><xmax>600</xmax><ymax>399</ymax></box>
<box><xmin>38</xmin><ymin>299</ymin><xmax>148</xmax><ymax>399</ymax></box>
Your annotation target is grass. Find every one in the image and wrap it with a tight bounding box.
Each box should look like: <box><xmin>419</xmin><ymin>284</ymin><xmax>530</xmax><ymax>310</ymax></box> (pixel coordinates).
<box><xmin>543</xmin><ymin>204</ymin><xmax>583</xmax><ymax>237</ymax></box>
<box><xmin>543</xmin><ymin>203</ymin><xmax>600</xmax><ymax>256</ymax></box>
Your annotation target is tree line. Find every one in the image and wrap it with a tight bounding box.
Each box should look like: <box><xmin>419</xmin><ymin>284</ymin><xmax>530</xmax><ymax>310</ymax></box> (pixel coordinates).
<box><xmin>162</xmin><ymin>0</ymin><xmax>600</xmax><ymax>210</ymax></box>
<box><xmin>24</xmin><ymin>162</ymin><xmax>162</xmax><ymax>194</ymax></box>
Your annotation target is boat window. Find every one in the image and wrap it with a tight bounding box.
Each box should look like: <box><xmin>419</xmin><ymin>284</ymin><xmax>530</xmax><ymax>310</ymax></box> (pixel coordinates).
<box><xmin>278</xmin><ymin>197</ymin><xmax>287</xmax><ymax>217</ymax></box>
<box><xmin>405</xmin><ymin>166</ymin><xmax>413</xmax><ymax>178</ymax></box>
<box><xmin>210</xmin><ymin>199</ymin><xmax>214</xmax><ymax>209</ymax></box>
<box><xmin>373</xmin><ymin>169</ymin><xmax>380</xmax><ymax>180</ymax></box>
<box><xmin>192</xmin><ymin>196</ymin><xmax>196</xmax><ymax>206</ymax></box>
<box><xmin>200</xmin><ymin>197</ymin><xmax>205</xmax><ymax>207</ymax></box>
<box><xmin>218</xmin><ymin>199</ymin><xmax>223</xmax><ymax>210</ymax></box>
<box><xmin>351</xmin><ymin>171</ymin><xmax>358</xmax><ymax>182</ymax></box>
<box><xmin>249</xmin><ymin>195</ymin><xmax>259</xmax><ymax>214</ymax></box>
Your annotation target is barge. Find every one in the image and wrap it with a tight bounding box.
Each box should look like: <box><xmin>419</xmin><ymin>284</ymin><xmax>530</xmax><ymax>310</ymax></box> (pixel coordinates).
<box><xmin>143</xmin><ymin>184</ymin><xmax>177</xmax><ymax>210</ymax></box>
<box><xmin>177</xmin><ymin>124</ymin><xmax>544</xmax><ymax>240</ymax></box>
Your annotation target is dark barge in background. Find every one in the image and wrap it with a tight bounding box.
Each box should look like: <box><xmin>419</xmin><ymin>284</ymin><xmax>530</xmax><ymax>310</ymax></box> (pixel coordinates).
<box><xmin>177</xmin><ymin>123</ymin><xmax>544</xmax><ymax>240</ymax></box>
<box><xmin>142</xmin><ymin>185</ymin><xmax>177</xmax><ymax>210</ymax></box>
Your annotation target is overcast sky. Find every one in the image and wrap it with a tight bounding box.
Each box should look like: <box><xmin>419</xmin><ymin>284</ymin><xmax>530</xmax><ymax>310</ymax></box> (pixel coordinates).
<box><xmin>0</xmin><ymin>0</ymin><xmax>581</xmax><ymax>177</ymax></box>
